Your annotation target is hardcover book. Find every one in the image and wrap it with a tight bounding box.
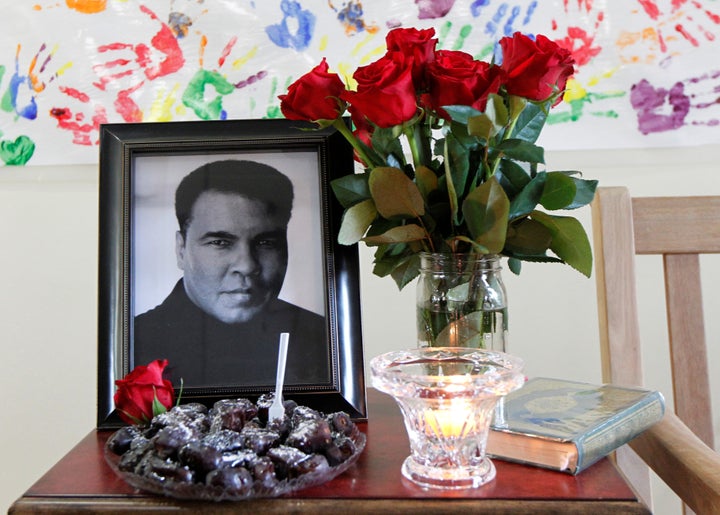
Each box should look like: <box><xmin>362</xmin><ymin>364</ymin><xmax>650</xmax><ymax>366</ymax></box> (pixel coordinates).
<box><xmin>487</xmin><ymin>377</ymin><xmax>665</xmax><ymax>475</ymax></box>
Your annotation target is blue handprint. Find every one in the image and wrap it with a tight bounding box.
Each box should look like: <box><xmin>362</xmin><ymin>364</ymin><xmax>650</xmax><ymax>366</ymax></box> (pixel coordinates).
<box><xmin>471</xmin><ymin>1</ymin><xmax>537</xmax><ymax>35</ymax></box>
<box><xmin>470</xmin><ymin>0</ymin><xmax>538</xmax><ymax>60</ymax></box>
<box><xmin>1</xmin><ymin>44</ymin><xmax>59</xmax><ymax>121</ymax></box>
<box><xmin>266</xmin><ymin>0</ymin><xmax>316</xmax><ymax>51</ymax></box>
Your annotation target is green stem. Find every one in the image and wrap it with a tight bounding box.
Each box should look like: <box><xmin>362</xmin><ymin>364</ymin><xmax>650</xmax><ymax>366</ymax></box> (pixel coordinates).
<box><xmin>414</xmin><ymin>119</ymin><xmax>432</xmax><ymax>168</ymax></box>
<box><xmin>332</xmin><ymin>118</ymin><xmax>376</xmax><ymax>169</ymax></box>
<box><xmin>416</xmin><ymin>216</ymin><xmax>436</xmax><ymax>253</ymax></box>
<box><xmin>444</xmin><ymin>139</ymin><xmax>459</xmax><ymax>225</ymax></box>
<box><xmin>486</xmin><ymin>109</ymin><xmax>521</xmax><ymax>181</ymax></box>
<box><xmin>404</xmin><ymin>125</ymin><xmax>423</xmax><ymax>169</ymax></box>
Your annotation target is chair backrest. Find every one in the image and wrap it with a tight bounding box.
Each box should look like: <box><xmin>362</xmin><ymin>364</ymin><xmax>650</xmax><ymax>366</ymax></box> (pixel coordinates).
<box><xmin>591</xmin><ymin>186</ymin><xmax>720</xmax><ymax>510</ymax></box>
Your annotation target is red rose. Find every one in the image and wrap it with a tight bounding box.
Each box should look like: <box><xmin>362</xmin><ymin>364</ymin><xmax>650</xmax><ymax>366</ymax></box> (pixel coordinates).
<box><xmin>342</xmin><ymin>52</ymin><xmax>418</xmax><ymax>128</ymax></box>
<box><xmin>279</xmin><ymin>58</ymin><xmax>347</xmax><ymax>123</ymax></box>
<box><xmin>424</xmin><ymin>50</ymin><xmax>504</xmax><ymax>119</ymax></box>
<box><xmin>114</xmin><ymin>359</ymin><xmax>175</xmax><ymax>425</ymax></box>
<box><xmin>499</xmin><ymin>32</ymin><xmax>575</xmax><ymax>104</ymax></box>
<box><xmin>385</xmin><ymin>27</ymin><xmax>437</xmax><ymax>87</ymax></box>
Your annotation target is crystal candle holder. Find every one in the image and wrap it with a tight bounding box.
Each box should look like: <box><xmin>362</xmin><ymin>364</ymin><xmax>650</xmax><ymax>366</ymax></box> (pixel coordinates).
<box><xmin>370</xmin><ymin>347</ymin><xmax>525</xmax><ymax>489</ymax></box>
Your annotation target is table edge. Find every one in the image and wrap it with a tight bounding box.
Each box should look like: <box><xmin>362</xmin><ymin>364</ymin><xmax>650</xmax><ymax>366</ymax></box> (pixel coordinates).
<box><xmin>9</xmin><ymin>495</ymin><xmax>651</xmax><ymax>514</ymax></box>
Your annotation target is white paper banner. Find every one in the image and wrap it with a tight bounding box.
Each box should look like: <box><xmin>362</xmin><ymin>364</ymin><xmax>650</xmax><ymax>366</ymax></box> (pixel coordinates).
<box><xmin>0</xmin><ymin>0</ymin><xmax>718</xmax><ymax>166</ymax></box>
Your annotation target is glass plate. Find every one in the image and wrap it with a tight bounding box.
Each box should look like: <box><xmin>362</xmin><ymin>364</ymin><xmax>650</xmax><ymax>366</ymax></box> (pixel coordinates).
<box><xmin>104</xmin><ymin>412</ymin><xmax>366</xmax><ymax>501</ymax></box>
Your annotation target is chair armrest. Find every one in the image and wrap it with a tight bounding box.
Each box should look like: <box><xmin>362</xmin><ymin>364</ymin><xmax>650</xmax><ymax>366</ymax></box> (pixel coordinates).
<box><xmin>629</xmin><ymin>411</ymin><xmax>720</xmax><ymax>514</ymax></box>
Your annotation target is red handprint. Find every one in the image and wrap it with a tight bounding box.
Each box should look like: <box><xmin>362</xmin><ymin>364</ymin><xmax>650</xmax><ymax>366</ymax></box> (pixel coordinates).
<box><xmin>618</xmin><ymin>0</ymin><xmax>720</xmax><ymax>64</ymax></box>
<box><xmin>49</xmin><ymin>86</ymin><xmax>108</xmax><ymax>145</ymax></box>
<box><xmin>91</xmin><ymin>4</ymin><xmax>184</xmax><ymax>121</ymax></box>
<box><xmin>552</xmin><ymin>1</ymin><xmax>605</xmax><ymax>68</ymax></box>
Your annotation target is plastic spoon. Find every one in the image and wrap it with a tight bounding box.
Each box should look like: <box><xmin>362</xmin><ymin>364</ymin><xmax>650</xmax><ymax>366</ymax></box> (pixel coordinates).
<box><xmin>269</xmin><ymin>332</ymin><xmax>289</xmax><ymax>422</ymax></box>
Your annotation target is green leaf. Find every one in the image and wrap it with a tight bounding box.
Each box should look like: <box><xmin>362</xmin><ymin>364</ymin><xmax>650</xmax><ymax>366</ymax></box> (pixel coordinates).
<box><xmin>467</xmin><ymin>113</ymin><xmax>496</xmax><ymax>139</ymax></box>
<box><xmin>362</xmin><ymin>224</ymin><xmax>427</xmax><ymax>245</ymax></box>
<box><xmin>366</xmin><ymin>216</ymin><xmax>400</xmax><ymax>237</ymax></box>
<box><xmin>371</xmin><ymin>260</ymin><xmax>392</xmax><ymax>278</ymax></box>
<box><xmin>504</xmin><ymin>218</ymin><xmax>552</xmax><ymax>254</ymax></box>
<box><xmin>504</xmin><ymin>250</ymin><xmax>563</xmax><ymax>262</ymax></box>
<box><xmin>462</xmin><ymin>177</ymin><xmax>509</xmax><ymax>253</ymax></box>
<box><xmin>540</xmin><ymin>172</ymin><xmax>577</xmax><ymax>210</ymax></box>
<box><xmin>508</xmin><ymin>172</ymin><xmax>546</xmax><ymax>220</ymax></box>
<box><xmin>415</xmin><ymin>165</ymin><xmax>438</xmax><ymax>200</ymax></box>
<box><xmin>369</xmin><ymin>167</ymin><xmax>425</xmax><ymax>219</ymax></box>
<box><xmin>331</xmin><ymin>174</ymin><xmax>370</xmax><ymax>208</ymax></box>
<box><xmin>444</xmin><ymin>132</ymin><xmax>471</xmax><ymax>198</ymax></box>
<box><xmin>566</xmin><ymin>177</ymin><xmax>598</xmax><ymax>209</ymax></box>
<box><xmin>151</xmin><ymin>387</ymin><xmax>168</xmax><ymax>417</ymax></box>
<box><xmin>118</xmin><ymin>409</ymin><xmax>145</xmax><ymax>426</ymax></box>
<box><xmin>371</xmin><ymin>126</ymin><xmax>406</xmax><ymax>164</ymax></box>
<box><xmin>536</xmin><ymin>172</ymin><xmax>597</xmax><ymax>209</ymax></box>
<box><xmin>497</xmin><ymin>139</ymin><xmax>544</xmax><ymax>164</ymax></box>
<box><xmin>511</xmin><ymin>101</ymin><xmax>548</xmax><ymax>143</ymax></box>
<box><xmin>508</xmin><ymin>257</ymin><xmax>522</xmax><ymax>275</ymax></box>
<box><xmin>372</xmin><ymin>238</ymin><xmax>401</xmax><ymax>257</ymax></box>
<box><xmin>389</xmin><ymin>253</ymin><xmax>422</xmax><ymax>290</ymax></box>
<box><xmin>372</xmin><ymin>249</ymin><xmax>403</xmax><ymax>277</ymax></box>
<box><xmin>338</xmin><ymin>199</ymin><xmax>377</xmax><ymax>245</ymax></box>
<box><xmin>531</xmin><ymin>211</ymin><xmax>593</xmax><ymax>277</ymax></box>
<box><xmin>444</xmin><ymin>105</ymin><xmax>483</xmax><ymax>125</ymax></box>
<box><xmin>497</xmin><ymin>158</ymin><xmax>531</xmax><ymax>195</ymax></box>
<box><xmin>507</xmin><ymin>95</ymin><xmax>527</xmax><ymax>120</ymax></box>
<box><xmin>372</xmin><ymin>239</ymin><xmax>400</xmax><ymax>259</ymax></box>
<box><xmin>441</xmin><ymin>133</ymin><xmax>463</xmax><ymax>225</ymax></box>
<box><xmin>485</xmin><ymin>93</ymin><xmax>509</xmax><ymax>129</ymax></box>
<box><xmin>448</xmin><ymin>119</ymin><xmax>480</xmax><ymax>148</ymax></box>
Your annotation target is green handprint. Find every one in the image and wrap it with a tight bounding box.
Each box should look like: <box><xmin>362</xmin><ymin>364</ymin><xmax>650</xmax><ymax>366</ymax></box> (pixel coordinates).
<box><xmin>182</xmin><ymin>69</ymin><xmax>235</xmax><ymax>120</ymax></box>
<box><xmin>0</xmin><ymin>63</ymin><xmax>36</xmax><ymax>165</ymax></box>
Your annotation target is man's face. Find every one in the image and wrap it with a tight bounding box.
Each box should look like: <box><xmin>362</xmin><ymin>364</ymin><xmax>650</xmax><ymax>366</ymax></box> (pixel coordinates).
<box><xmin>176</xmin><ymin>190</ymin><xmax>289</xmax><ymax>324</ymax></box>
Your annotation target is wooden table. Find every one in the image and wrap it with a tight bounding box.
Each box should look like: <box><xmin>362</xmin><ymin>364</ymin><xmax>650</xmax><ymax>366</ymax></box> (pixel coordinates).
<box><xmin>9</xmin><ymin>389</ymin><xmax>649</xmax><ymax>514</ymax></box>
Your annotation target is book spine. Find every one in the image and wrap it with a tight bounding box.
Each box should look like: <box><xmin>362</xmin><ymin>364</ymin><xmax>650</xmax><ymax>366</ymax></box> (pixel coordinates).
<box><xmin>574</xmin><ymin>392</ymin><xmax>665</xmax><ymax>474</ymax></box>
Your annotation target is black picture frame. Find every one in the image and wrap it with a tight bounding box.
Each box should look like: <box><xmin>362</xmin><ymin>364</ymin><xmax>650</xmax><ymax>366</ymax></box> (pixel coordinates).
<box><xmin>97</xmin><ymin>119</ymin><xmax>365</xmax><ymax>428</ymax></box>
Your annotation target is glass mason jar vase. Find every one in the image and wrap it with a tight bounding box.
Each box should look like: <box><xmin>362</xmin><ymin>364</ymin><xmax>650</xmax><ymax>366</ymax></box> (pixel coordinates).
<box><xmin>416</xmin><ymin>252</ymin><xmax>508</xmax><ymax>351</ymax></box>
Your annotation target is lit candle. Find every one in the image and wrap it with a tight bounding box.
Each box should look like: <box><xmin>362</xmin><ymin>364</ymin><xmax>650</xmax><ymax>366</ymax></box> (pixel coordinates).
<box><xmin>425</xmin><ymin>399</ymin><xmax>475</xmax><ymax>438</ymax></box>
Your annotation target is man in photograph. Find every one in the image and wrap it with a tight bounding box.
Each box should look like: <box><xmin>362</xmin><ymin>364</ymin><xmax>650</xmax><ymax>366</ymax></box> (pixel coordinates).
<box><xmin>133</xmin><ymin>159</ymin><xmax>329</xmax><ymax>387</ymax></box>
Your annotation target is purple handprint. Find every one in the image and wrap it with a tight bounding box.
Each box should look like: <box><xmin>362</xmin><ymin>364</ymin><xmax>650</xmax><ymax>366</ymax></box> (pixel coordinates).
<box><xmin>415</xmin><ymin>0</ymin><xmax>457</xmax><ymax>19</ymax></box>
<box><xmin>630</xmin><ymin>79</ymin><xmax>690</xmax><ymax>134</ymax></box>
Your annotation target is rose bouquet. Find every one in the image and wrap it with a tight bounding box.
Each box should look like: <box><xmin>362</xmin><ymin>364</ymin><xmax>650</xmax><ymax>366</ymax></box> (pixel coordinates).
<box><xmin>280</xmin><ymin>27</ymin><xmax>597</xmax><ymax>290</ymax></box>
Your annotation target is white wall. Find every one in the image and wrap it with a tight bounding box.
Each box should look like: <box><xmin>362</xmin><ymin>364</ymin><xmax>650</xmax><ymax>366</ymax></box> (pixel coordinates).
<box><xmin>2</xmin><ymin>145</ymin><xmax>718</xmax><ymax>513</ymax></box>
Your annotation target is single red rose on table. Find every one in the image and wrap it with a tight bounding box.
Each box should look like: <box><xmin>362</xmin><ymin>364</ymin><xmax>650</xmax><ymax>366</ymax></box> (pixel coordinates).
<box><xmin>114</xmin><ymin>359</ymin><xmax>175</xmax><ymax>425</ymax></box>
<box><xmin>342</xmin><ymin>52</ymin><xmax>418</xmax><ymax>128</ymax></box>
<box><xmin>279</xmin><ymin>57</ymin><xmax>347</xmax><ymax>123</ymax></box>
<box><xmin>385</xmin><ymin>26</ymin><xmax>437</xmax><ymax>87</ymax></box>
<box><xmin>423</xmin><ymin>49</ymin><xmax>504</xmax><ymax>119</ymax></box>
<box><xmin>499</xmin><ymin>32</ymin><xmax>575</xmax><ymax>105</ymax></box>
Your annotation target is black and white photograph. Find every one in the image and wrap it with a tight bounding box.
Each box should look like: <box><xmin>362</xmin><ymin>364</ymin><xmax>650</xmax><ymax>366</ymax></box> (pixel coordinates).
<box><xmin>96</xmin><ymin>120</ymin><xmax>366</xmax><ymax>427</ymax></box>
<box><xmin>132</xmin><ymin>153</ymin><xmax>329</xmax><ymax>388</ymax></box>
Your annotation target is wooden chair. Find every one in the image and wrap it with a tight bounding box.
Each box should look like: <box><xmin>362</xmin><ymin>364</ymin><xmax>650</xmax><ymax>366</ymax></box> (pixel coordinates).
<box><xmin>591</xmin><ymin>186</ymin><xmax>720</xmax><ymax>514</ymax></box>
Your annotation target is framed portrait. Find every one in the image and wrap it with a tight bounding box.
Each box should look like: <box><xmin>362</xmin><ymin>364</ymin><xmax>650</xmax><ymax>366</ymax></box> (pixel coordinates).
<box><xmin>97</xmin><ymin>119</ymin><xmax>365</xmax><ymax>428</ymax></box>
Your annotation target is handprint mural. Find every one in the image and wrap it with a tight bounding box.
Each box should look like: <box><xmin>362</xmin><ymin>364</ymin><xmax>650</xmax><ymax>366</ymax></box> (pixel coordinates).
<box><xmin>0</xmin><ymin>0</ymin><xmax>718</xmax><ymax>166</ymax></box>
